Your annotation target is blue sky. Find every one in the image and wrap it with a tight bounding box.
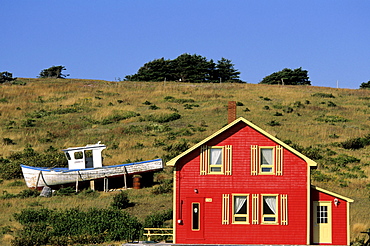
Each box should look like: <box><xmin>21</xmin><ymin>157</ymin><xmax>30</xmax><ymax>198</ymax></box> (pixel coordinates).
<box><xmin>1</xmin><ymin>1</ymin><xmax>369</xmax><ymax>89</ymax></box>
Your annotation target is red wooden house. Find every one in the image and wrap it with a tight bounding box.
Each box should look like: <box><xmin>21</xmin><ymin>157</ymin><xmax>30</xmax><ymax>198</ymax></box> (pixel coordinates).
<box><xmin>167</xmin><ymin>117</ymin><xmax>353</xmax><ymax>245</ymax></box>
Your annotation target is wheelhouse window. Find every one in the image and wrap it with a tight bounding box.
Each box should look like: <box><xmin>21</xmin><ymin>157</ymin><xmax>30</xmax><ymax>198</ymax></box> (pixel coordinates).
<box><xmin>232</xmin><ymin>195</ymin><xmax>249</xmax><ymax>224</ymax></box>
<box><xmin>262</xmin><ymin>195</ymin><xmax>278</xmax><ymax>224</ymax></box>
<box><xmin>74</xmin><ymin>151</ymin><xmax>84</xmax><ymax>159</ymax></box>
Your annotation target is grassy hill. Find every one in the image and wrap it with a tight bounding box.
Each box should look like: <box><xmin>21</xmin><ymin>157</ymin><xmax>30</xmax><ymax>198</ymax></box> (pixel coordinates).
<box><xmin>0</xmin><ymin>78</ymin><xmax>369</xmax><ymax>244</ymax></box>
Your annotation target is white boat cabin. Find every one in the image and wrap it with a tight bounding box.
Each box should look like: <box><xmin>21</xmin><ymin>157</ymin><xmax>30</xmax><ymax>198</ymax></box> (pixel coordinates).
<box><xmin>62</xmin><ymin>142</ymin><xmax>106</xmax><ymax>169</ymax></box>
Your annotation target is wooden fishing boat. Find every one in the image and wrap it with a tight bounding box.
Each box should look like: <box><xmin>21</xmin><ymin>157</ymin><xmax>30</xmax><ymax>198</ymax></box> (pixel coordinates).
<box><xmin>21</xmin><ymin>142</ymin><xmax>163</xmax><ymax>189</ymax></box>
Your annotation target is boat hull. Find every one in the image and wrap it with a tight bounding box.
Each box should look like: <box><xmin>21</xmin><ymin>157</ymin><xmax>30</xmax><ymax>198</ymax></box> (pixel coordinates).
<box><xmin>21</xmin><ymin>159</ymin><xmax>163</xmax><ymax>189</ymax></box>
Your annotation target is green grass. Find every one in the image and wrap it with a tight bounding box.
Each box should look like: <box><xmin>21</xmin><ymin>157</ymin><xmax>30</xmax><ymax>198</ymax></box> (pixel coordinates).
<box><xmin>0</xmin><ymin>79</ymin><xmax>370</xmax><ymax>244</ymax></box>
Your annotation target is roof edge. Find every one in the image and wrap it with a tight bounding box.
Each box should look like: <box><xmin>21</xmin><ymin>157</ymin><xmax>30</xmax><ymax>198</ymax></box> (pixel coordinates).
<box><xmin>167</xmin><ymin>117</ymin><xmax>317</xmax><ymax>167</ymax></box>
<box><xmin>312</xmin><ymin>185</ymin><xmax>354</xmax><ymax>202</ymax></box>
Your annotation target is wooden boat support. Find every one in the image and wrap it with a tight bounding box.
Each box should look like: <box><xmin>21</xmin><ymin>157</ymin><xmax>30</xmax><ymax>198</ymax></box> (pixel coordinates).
<box><xmin>21</xmin><ymin>142</ymin><xmax>163</xmax><ymax>190</ymax></box>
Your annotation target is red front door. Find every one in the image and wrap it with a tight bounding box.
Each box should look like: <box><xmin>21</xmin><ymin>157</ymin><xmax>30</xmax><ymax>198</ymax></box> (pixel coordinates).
<box><xmin>186</xmin><ymin>197</ymin><xmax>204</xmax><ymax>240</ymax></box>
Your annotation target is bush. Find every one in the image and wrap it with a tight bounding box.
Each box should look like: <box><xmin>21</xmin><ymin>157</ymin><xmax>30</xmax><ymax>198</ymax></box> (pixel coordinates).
<box><xmin>54</xmin><ymin>187</ymin><xmax>76</xmax><ymax>196</ymax></box>
<box><xmin>140</xmin><ymin>113</ymin><xmax>181</xmax><ymax>123</ymax></box>
<box><xmin>340</xmin><ymin>135</ymin><xmax>370</xmax><ymax>149</ymax></box>
<box><xmin>341</xmin><ymin>137</ymin><xmax>365</xmax><ymax>149</ymax></box>
<box><xmin>152</xmin><ymin>179</ymin><xmax>173</xmax><ymax>195</ymax></box>
<box><xmin>0</xmin><ymin>146</ymin><xmax>67</xmax><ymax>180</ymax></box>
<box><xmin>266</xmin><ymin>120</ymin><xmax>280</xmax><ymax>126</ymax></box>
<box><xmin>3</xmin><ymin>137</ymin><xmax>15</xmax><ymax>145</ymax></box>
<box><xmin>111</xmin><ymin>191</ymin><xmax>131</xmax><ymax>209</ymax></box>
<box><xmin>17</xmin><ymin>189</ymin><xmax>40</xmax><ymax>198</ymax></box>
<box><xmin>311</xmin><ymin>170</ymin><xmax>333</xmax><ymax>182</ymax></box>
<box><xmin>12</xmin><ymin>208</ymin><xmax>142</xmax><ymax>245</ymax></box>
<box><xmin>101</xmin><ymin>111</ymin><xmax>140</xmax><ymax>125</ymax></box>
<box><xmin>144</xmin><ymin>209</ymin><xmax>173</xmax><ymax>228</ymax></box>
<box><xmin>311</xmin><ymin>93</ymin><xmax>335</xmax><ymax>98</ymax></box>
<box><xmin>315</xmin><ymin>115</ymin><xmax>349</xmax><ymax>123</ymax></box>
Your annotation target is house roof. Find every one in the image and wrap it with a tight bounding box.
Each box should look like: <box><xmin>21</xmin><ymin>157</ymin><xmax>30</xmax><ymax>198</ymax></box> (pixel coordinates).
<box><xmin>312</xmin><ymin>185</ymin><xmax>354</xmax><ymax>202</ymax></box>
<box><xmin>167</xmin><ymin>117</ymin><xmax>317</xmax><ymax>167</ymax></box>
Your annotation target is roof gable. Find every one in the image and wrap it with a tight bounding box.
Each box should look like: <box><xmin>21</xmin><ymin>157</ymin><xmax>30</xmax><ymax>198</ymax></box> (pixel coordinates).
<box><xmin>167</xmin><ymin>117</ymin><xmax>317</xmax><ymax>167</ymax></box>
<box><xmin>312</xmin><ymin>185</ymin><xmax>354</xmax><ymax>202</ymax></box>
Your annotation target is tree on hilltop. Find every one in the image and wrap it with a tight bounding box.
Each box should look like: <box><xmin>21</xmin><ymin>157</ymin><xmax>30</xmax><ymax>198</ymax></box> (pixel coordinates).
<box><xmin>260</xmin><ymin>67</ymin><xmax>311</xmax><ymax>85</ymax></box>
<box><xmin>39</xmin><ymin>65</ymin><xmax>69</xmax><ymax>79</ymax></box>
<box><xmin>216</xmin><ymin>58</ymin><xmax>242</xmax><ymax>83</ymax></box>
<box><xmin>0</xmin><ymin>71</ymin><xmax>17</xmax><ymax>83</ymax></box>
<box><xmin>359</xmin><ymin>81</ymin><xmax>370</xmax><ymax>89</ymax></box>
<box><xmin>125</xmin><ymin>53</ymin><xmax>243</xmax><ymax>83</ymax></box>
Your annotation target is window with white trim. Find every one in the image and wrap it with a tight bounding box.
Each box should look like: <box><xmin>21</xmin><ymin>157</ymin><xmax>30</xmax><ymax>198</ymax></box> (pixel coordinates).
<box><xmin>262</xmin><ymin>195</ymin><xmax>278</xmax><ymax>224</ymax></box>
<box><xmin>232</xmin><ymin>194</ymin><xmax>249</xmax><ymax>224</ymax></box>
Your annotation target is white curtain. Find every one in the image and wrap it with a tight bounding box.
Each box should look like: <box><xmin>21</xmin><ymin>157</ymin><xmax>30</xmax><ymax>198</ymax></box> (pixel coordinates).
<box><xmin>264</xmin><ymin>196</ymin><xmax>276</xmax><ymax>214</ymax></box>
<box><xmin>210</xmin><ymin>148</ymin><xmax>222</xmax><ymax>164</ymax></box>
<box><xmin>234</xmin><ymin>196</ymin><xmax>246</xmax><ymax>214</ymax></box>
<box><xmin>261</xmin><ymin>149</ymin><xmax>273</xmax><ymax>165</ymax></box>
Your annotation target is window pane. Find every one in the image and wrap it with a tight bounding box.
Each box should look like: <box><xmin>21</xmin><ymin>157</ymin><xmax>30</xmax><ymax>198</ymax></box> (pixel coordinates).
<box><xmin>263</xmin><ymin>196</ymin><xmax>277</xmax><ymax>214</ymax></box>
<box><xmin>261</xmin><ymin>149</ymin><xmax>273</xmax><ymax>165</ymax></box>
<box><xmin>234</xmin><ymin>196</ymin><xmax>247</xmax><ymax>214</ymax></box>
<box><xmin>192</xmin><ymin>203</ymin><xmax>200</xmax><ymax>230</ymax></box>
<box><xmin>210</xmin><ymin>167</ymin><xmax>222</xmax><ymax>172</ymax></box>
<box><xmin>210</xmin><ymin>148</ymin><xmax>222</xmax><ymax>165</ymax></box>
<box><xmin>261</xmin><ymin>167</ymin><xmax>272</xmax><ymax>172</ymax></box>
<box><xmin>74</xmin><ymin>151</ymin><xmax>83</xmax><ymax>159</ymax></box>
<box><xmin>317</xmin><ymin>206</ymin><xmax>328</xmax><ymax>224</ymax></box>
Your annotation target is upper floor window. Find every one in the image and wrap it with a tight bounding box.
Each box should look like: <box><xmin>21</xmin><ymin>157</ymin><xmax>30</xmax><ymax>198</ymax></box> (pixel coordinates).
<box><xmin>209</xmin><ymin>147</ymin><xmax>223</xmax><ymax>174</ymax></box>
<box><xmin>260</xmin><ymin>148</ymin><xmax>274</xmax><ymax>173</ymax></box>
<box><xmin>251</xmin><ymin>145</ymin><xmax>283</xmax><ymax>176</ymax></box>
<box><xmin>200</xmin><ymin>145</ymin><xmax>232</xmax><ymax>175</ymax></box>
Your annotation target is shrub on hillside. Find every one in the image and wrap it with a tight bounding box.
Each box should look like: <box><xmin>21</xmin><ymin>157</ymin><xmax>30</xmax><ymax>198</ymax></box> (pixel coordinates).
<box><xmin>111</xmin><ymin>191</ymin><xmax>131</xmax><ymax>209</ymax></box>
<box><xmin>101</xmin><ymin>111</ymin><xmax>140</xmax><ymax>125</ymax></box>
<box><xmin>311</xmin><ymin>93</ymin><xmax>335</xmax><ymax>98</ymax></box>
<box><xmin>12</xmin><ymin>208</ymin><xmax>142</xmax><ymax>245</ymax></box>
<box><xmin>143</xmin><ymin>209</ymin><xmax>173</xmax><ymax>228</ymax></box>
<box><xmin>340</xmin><ymin>135</ymin><xmax>370</xmax><ymax>150</ymax></box>
<box><xmin>139</xmin><ymin>113</ymin><xmax>181</xmax><ymax>123</ymax></box>
<box><xmin>0</xmin><ymin>146</ymin><xmax>67</xmax><ymax>180</ymax></box>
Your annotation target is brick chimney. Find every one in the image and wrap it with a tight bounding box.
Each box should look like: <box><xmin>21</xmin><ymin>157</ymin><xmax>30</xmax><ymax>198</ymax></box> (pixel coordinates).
<box><xmin>228</xmin><ymin>101</ymin><xmax>237</xmax><ymax>124</ymax></box>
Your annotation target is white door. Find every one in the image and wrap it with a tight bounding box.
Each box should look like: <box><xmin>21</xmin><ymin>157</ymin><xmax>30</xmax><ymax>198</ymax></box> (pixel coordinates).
<box><xmin>313</xmin><ymin>201</ymin><xmax>332</xmax><ymax>244</ymax></box>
